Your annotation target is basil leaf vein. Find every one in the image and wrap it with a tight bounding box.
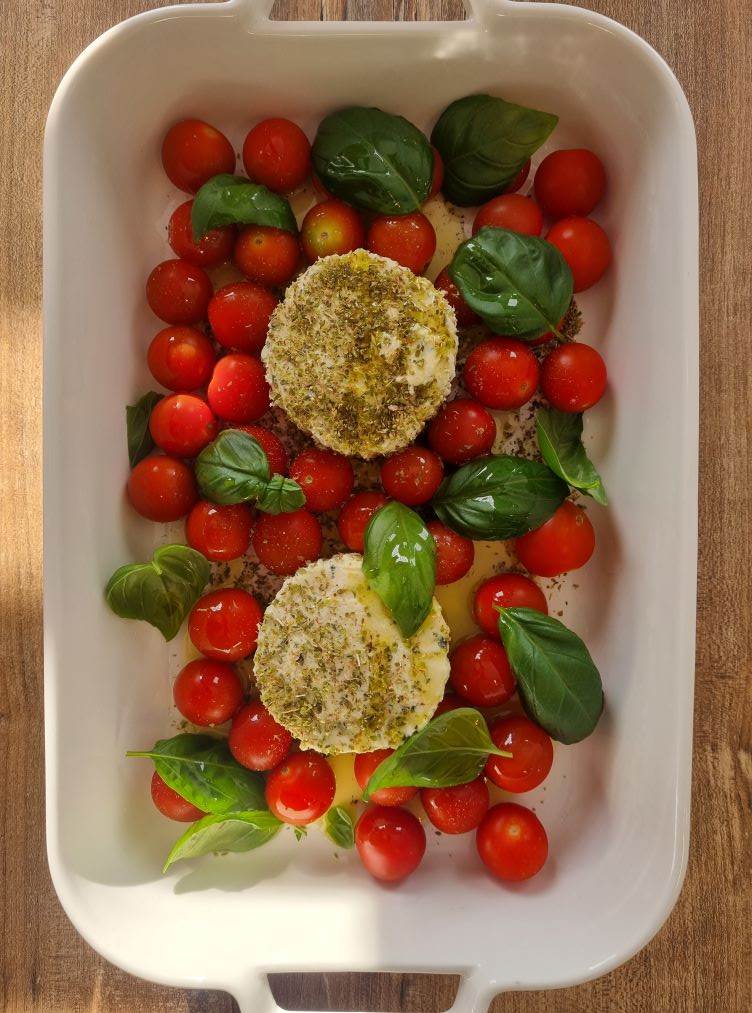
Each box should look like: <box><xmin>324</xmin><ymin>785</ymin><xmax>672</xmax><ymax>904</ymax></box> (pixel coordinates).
<box><xmin>191</xmin><ymin>175</ymin><xmax>297</xmax><ymax>240</ymax></box>
<box><xmin>163</xmin><ymin>810</ymin><xmax>283</xmax><ymax>871</ymax></box>
<box><xmin>126</xmin><ymin>391</ymin><xmax>163</xmax><ymax>468</ymax></box>
<box><xmin>536</xmin><ymin>408</ymin><xmax>608</xmax><ymax>505</ymax></box>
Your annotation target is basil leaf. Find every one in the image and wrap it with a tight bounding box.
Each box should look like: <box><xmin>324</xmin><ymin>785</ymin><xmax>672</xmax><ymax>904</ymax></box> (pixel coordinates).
<box><xmin>191</xmin><ymin>174</ymin><xmax>298</xmax><ymax>240</ymax></box>
<box><xmin>255</xmin><ymin>472</ymin><xmax>307</xmax><ymax>515</ymax></box>
<box><xmin>126</xmin><ymin>391</ymin><xmax>163</xmax><ymax>468</ymax></box>
<box><xmin>323</xmin><ymin>806</ymin><xmax>355</xmax><ymax>849</ymax></box>
<box><xmin>312</xmin><ymin>107</ymin><xmax>433</xmax><ymax>215</ymax></box>
<box><xmin>536</xmin><ymin>409</ymin><xmax>608</xmax><ymax>506</ymax></box>
<box><xmin>449</xmin><ymin>227</ymin><xmax>573</xmax><ymax>339</ymax></box>
<box><xmin>362</xmin><ymin>501</ymin><xmax>436</xmax><ymax>638</ymax></box>
<box><xmin>105</xmin><ymin>544</ymin><xmax>209</xmax><ymax>641</ymax></box>
<box><xmin>163</xmin><ymin>810</ymin><xmax>283</xmax><ymax>871</ymax></box>
<box><xmin>432</xmin><ymin>455</ymin><xmax>569</xmax><ymax>540</ymax></box>
<box><xmin>431</xmin><ymin>94</ymin><xmax>558</xmax><ymax>206</ymax></box>
<box><xmin>496</xmin><ymin>607</ymin><xmax>604</xmax><ymax>744</ymax></box>
<box><xmin>363</xmin><ymin>708</ymin><xmax>510</xmax><ymax>799</ymax></box>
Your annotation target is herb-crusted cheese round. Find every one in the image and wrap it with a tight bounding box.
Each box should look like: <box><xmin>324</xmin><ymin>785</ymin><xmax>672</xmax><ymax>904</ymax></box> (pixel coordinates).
<box><xmin>261</xmin><ymin>251</ymin><xmax>458</xmax><ymax>459</ymax></box>
<box><xmin>253</xmin><ymin>553</ymin><xmax>450</xmax><ymax>754</ymax></box>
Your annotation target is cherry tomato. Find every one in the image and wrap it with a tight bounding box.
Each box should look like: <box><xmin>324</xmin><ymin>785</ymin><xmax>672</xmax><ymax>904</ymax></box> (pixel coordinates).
<box><xmin>366</xmin><ymin>212</ymin><xmax>436</xmax><ymax>274</ymax></box>
<box><xmin>207</xmin><ymin>354</ymin><xmax>270</xmax><ymax>424</ymax></box>
<box><xmin>515</xmin><ymin>500</ymin><xmax>595</xmax><ymax>577</ymax></box>
<box><xmin>504</xmin><ymin>159</ymin><xmax>531</xmax><ymax>194</ymax></box>
<box><xmin>150</xmin><ymin>770</ymin><xmax>206</xmax><ymax>822</ymax></box>
<box><xmin>146</xmin><ymin>259</ymin><xmax>213</xmax><ymax>325</ymax></box>
<box><xmin>161</xmin><ymin>119</ymin><xmax>235</xmax><ymax>193</ymax></box>
<box><xmin>472</xmin><ymin>195</ymin><xmax>543</xmax><ymax>237</ymax></box>
<box><xmin>427</xmin><ymin>398</ymin><xmax>496</xmax><ymax>465</ymax></box>
<box><xmin>428</xmin><ymin>145</ymin><xmax>444</xmax><ymax>200</ymax></box>
<box><xmin>354</xmin><ymin>750</ymin><xmax>418</xmax><ymax>807</ymax></box>
<box><xmin>185</xmin><ymin>500</ymin><xmax>254</xmax><ymax>561</ymax></box>
<box><xmin>434</xmin><ymin>267</ymin><xmax>479</xmax><ymax>327</ymax></box>
<box><xmin>228</xmin><ymin>701</ymin><xmax>292</xmax><ymax>771</ymax></box>
<box><xmin>235</xmin><ymin>225</ymin><xmax>301</xmax><ymax>288</ymax></box>
<box><xmin>533</xmin><ymin>149</ymin><xmax>606</xmax><ymax>219</ymax></box>
<box><xmin>230</xmin><ymin>424</ymin><xmax>288</xmax><ymax>475</ymax></box>
<box><xmin>433</xmin><ymin>694</ymin><xmax>464</xmax><ymax>717</ymax></box>
<box><xmin>265</xmin><ymin>752</ymin><xmax>336</xmax><ymax>826</ymax></box>
<box><xmin>449</xmin><ymin>635</ymin><xmax>516</xmax><ymax>708</ymax></box>
<box><xmin>485</xmin><ymin>715</ymin><xmax>554</xmax><ymax>793</ymax></box>
<box><xmin>208</xmin><ymin>282</ymin><xmax>278</xmax><ymax>355</ymax></box>
<box><xmin>547</xmin><ymin>216</ymin><xmax>612</xmax><ymax>291</ymax></box>
<box><xmin>476</xmin><ymin>802</ymin><xmax>548</xmax><ymax>881</ymax></box>
<box><xmin>421</xmin><ymin>777</ymin><xmax>489</xmax><ymax>834</ymax></box>
<box><xmin>253</xmin><ymin>508</ymin><xmax>322</xmax><ymax>575</ymax></box>
<box><xmin>336</xmin><ymin>492</ymin><xmax>390</xmax><ymax>553</ymax></box>
<box><xmin>148</xmin><ymin>393</ymin><xmax>217</xmax><ymax>457</ymax></box>
<box><xmin>425</xmin><ymin>521</ymin><xmax>475</xmax><ymax>585</ymax></box>
<box><xmin>380</xmin><ymin>446</ymin><xmax>444</xmax><ymax>507</ymax></box>
<box><xmin>167</xmin><ymin>200</ymin><xmax>235</xmax><ymax>267</ymax></box>
<box><xmin>127</xmin><ymin>455</ymin><xmax>198</xmax><ymax>522</ymax></box>
<box><xmin>188</xmin><ymin>587</ymin><xmax>263</xmax><ymax>661</ymax></box>
<box><xmin>147</xmin><ymin>326</ymin><xmax>216</xmax><ymax>392</ymax></box>
<box><xmin>172</xmin><ymin>658</ymin><xmax>243</xmax><ymax>727</ymax></box>
<box><xmin>463</xmin><ymin>338</ymin><xmax>540</xmax><ymax>411</ymax></box>
<box><xmin>300</xmin><ymin>199</ymin><xmax>366</xmax><ymax>262</ymax></box>
<box><xmin>355</xmin><ymin>805</ymin><xmax>426</xmax><ymax>882</ymax></box>
<box><xmin>540</xmin><ymin>341</ymin><xmax>607</xmax><ymax>412</ymax></box>
<box><xmin>473</xmin><ymin>573</ymin><xmax>548</xmax><ymax>639</ymax></box>
<box><xmin>242</xmin><ymin>117</ymin><xmax>311</xmax><ymax>194</ymax></box>
<box><xmin>289</xmin><ymin>448</ymin><xmax>355</xmax><ymax>512</ymax></box>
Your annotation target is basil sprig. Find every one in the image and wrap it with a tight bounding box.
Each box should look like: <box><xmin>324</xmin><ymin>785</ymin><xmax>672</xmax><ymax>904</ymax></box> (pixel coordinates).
<box><xmin>449</xmin><ymin>227</ymin><xmax>573</xmax><ymax>339</ymax></box>
<box><xmin>432</xmin><ymin>455</ymin><xmax>569</xmax><ymax>541</ymax></box>
<box><xmin>126</xmin><ymin>391</ymin><xmax>163</xmax><ymax>468</ymax></box>
<box><xmin>323</xmin><ymin>806</ymin><xmax>355</xmax><ymax>850</ymax></box>
<box><xmin>363</xmin><ymin>708</ymin><xmax>510</xmax><ymax>799</ymax></box>
<box><xmin>312</xmin><ymin>107</ymin><xmax>433</xmax><ymax>215</ymax></box>
<box><xmin>191</xmin><ymin>175</ymin><xmax>298</xmax><ymax>241</ymax></box>
<box><xmin>163</xmin><ymin>810</ymin><xmax>283</xmax><ymax>871</ymax></box>
<box><xmin>496</xmin><ymin>607</ymin><xmax>604</xmax><ymax>743</ymax></box>
<box><xmin>362</xmin><ymin>501</ymin><xmax>436</xmax><ymax>638</ymax></box>
<box><xmin>195</xmin><ymin>430</ymin><xmax>305</xmax><ymax>513</ymax></box>
<box><xmin>536</xmin><ymin>409</ymin><xmax>608</xmax><ymax>506</ymax></box>
<box><xmin>431</xmin><ymin>94</ymin><xmax>558</xmax><ymax>206</ymax></box>
<box><xmin>105</xmin><ymin>544</ymin><xmax>209</xmax><ymax>641</ymax></box>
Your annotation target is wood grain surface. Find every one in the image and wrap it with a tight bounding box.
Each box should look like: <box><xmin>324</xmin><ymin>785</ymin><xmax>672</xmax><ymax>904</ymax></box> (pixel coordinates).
<box><xmin>1</xmin><ymin>0</ymin><xmax>750</xmax><ymax>1010</ymax></box>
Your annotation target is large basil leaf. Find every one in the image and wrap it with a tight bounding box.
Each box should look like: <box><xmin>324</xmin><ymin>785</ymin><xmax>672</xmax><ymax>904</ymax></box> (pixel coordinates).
<box><xmin>362</xmin><ymin>501</ymin><xmax>436</xmax><ymax>638</ymax></box>
<box><xmin>432</xmin><ymin>455</ymin><xmax>569</xmax><ymax>540</ymax></box>
<box><xmin>128</xmin><ymin>733</ymin><xmax>267</xmax><ymax>814</ymax></box>
<box><xmin>363</xmin><ymin>708</ymin><xmax>510</xmax><ymax>799</ymax></box>
<box><xmin>163</xmin><ymin>810</ymin><xmax>283</xmax><ymax>871</ymax></box>
<box><xmin>126</xmin><ymin>391</ymin><xmax>163</xmax><ymax>468</ymax></box>
<box><xmin>449</xmin><ymin>227</ymin><xmax>573</xmax><ymax>339</ymax></box>
<box><xmin>195</xmin><ymin>429</ymin><xmax>304</xmax><ymax>512</ymax></box>
<box><xmin>312</xmin><ymin>107</ymin><xmax>433</xmax><ymax>215</ymax></box>
<box><xmin>105</xmin><ymin>545</ymin><xmax>209</xmax><ymax>641</ymax></box>
<box><xmin>323</xmin><ymin>806</ymin><xmax>355</xmax><ymax>849</ymax></box>
<box><xmin>191</xmin><ymin>175</ymin><xmax>297</xmax><ymax>240</ymax></box>
<box><xmin>496</xmin><ymin>607</ymin><xmax>604</xmax><ymax>744</ymax></box>
<box><xmin>536</xmin><ymin>408</ymin><xmax>608</xmax><ymax>506</ymax></box>
<box><xmin>431</xmin><ymin>94</ymin><xmax>558</xmax><ymax>206</ymax></box>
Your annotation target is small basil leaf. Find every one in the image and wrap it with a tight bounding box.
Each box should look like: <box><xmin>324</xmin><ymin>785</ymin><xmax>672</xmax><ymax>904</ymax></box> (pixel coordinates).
<box><xmin>496</xmin><ymin>607</ymin><xmax>604</xmax><ymax>744</ymax></box>
<box><xmin>363</xmin><ymin>708</ymin><xmax>510</xmax><ymax>799</ymax></box>
<box><xmin>163</xmin><ymin>810</ymin><xmax>283</xmax><ymax>871</ymax></box>
<box><xmin>536</xmin><ymin>409</ymin><xmax>608</xmax><ymax>506</ymax></box>
<box><xmin>362</xmin><ymin>501</ymin><xmax>436</xmax><ymax>638</ymax></box>
<box><xmin>191</xmin><ymin>174</ymin><xmax>298</xmax><ymax>240</ymax></box>
<box><xmin>195</xmin><ymin>429</ymin><xmax>270</xmax><ymax>505</ymax></box>
<box><xmin>255</xmin><ymin>473</ymin><xmax>307</xmax><ymax>515</ymax></box>
<box><xmin>449</xmin><ymin>227</ymin><xmax>573</xmax><ymax>339</ymax></box>
<box><xmin>293</xmin><ymin>826</ymin><xmax>307</xmax><ymax>842</ymax></box>
<box><xmin>105</xmin><ymin>544</ymin><xmax>209</xmax><ymax>641</ymax></box>
<box><xmin>312</xmin><ymin>107</ymin><xmax>433</xmax><ymax>215</ymax></box>
<box><xmin>432</xmin><ymin>455</ymin><xmax>569</xmax><ymax>541</ymax></box>
<box><xmin>431</xmin><ymin>94</ymin><xmax>558</xmax><ymax>206</ymax></box>
<box><xmin>126</xmin><ymin>391</ymin><xmax>163</xmax><ymax>468</ymax></box>
<box><xmin>323</xmin><ymin>806</ymin><xmax>355</xmax><ymax>849</ymax></box>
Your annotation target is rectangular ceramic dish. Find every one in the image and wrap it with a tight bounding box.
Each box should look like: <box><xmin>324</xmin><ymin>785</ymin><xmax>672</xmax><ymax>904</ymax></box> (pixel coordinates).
<box><xmin>43</xmin><ymin>1</ymin><xmax>698</xmax><ymax>1009</ymax></box>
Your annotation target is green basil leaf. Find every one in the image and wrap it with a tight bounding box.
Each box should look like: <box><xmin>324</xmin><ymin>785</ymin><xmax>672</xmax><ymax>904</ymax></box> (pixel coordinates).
<box><xmin>449</xmin><ymin>227</ymin><xmax>573</xmax><ymax>339</ymax></box>
<box><xmin>323</xmin><ymin>806</ymin><xmax>355</xmax><ymax>849</ymax></box>
<box><xmin>362</xmin><ymin>501</ymin><xmax>436</xmax><ymax>638</ymax></box>
<box><xmin>363</xmin><ymin>708</ymin><xmax>510</xmax><ymax>799</ymax></box>
<box><xmin>496</xmin><ymin>607</ymin><xmax>604</xmax><ymax>744</ymax></box>
<box><xmin>105</xmin><ymin>544</ymin><xmax>210</xmax><ymax>641</ymax></box>
<box><xmin>312</xmin><ymin>107</ymin><xmax>433</xmax><ymax>215</ymax></box>
<box><xmin>536</xmin><ymin>409</ymin><xmax>608</xmax><ymax>506</ymax></box>
<box><xmin>432</xmin><ymin>455</ymin><xmax>569</xmax><ymax>540</ymax></box>
<box><xmin>431</xmin><ymin>94</ymin><xmax>558</xmax><ymax>206</ymax></box>
<box><xmin>191</xmin><ymin>174</ymin><xmax>298</xmax><ymax>240</ymax></box>
<box><xmin>255</xmin><ymin>472</ymin><xmax>307</xmax><ymax>515</ymax></box>
<box><xmin>195</xmin><ymin>429</ymin><xmax>269</xmax><ymax>504</ymax></box>
<box><xmin>163</xmin><ymin>810</ymin><xmax>283</xmax><ymax>871</ymax></box>
<box><xmin>126</xmin><ymin>391</ymin><xmax>163</xmax><ymax>468</ymax></box>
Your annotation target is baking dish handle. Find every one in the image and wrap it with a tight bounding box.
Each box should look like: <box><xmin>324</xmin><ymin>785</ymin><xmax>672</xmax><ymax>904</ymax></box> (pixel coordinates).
<box><xmin>226</xmin><ymin>0</ymin><xmax>515</xmax><ymax>27</ymax></box>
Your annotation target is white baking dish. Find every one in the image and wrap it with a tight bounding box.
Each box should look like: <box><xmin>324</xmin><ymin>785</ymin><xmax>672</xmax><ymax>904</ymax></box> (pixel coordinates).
<box><xmin>43</xmin><ymin>1</ymin><xmax>698</xmax><ymax>1009</ymax></box>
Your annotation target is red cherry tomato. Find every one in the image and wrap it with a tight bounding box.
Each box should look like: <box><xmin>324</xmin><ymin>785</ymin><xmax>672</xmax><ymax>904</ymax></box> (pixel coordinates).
<box><xmin>161</xmin><ymin>119</ymin><xmax>235</xmax><ymax>194</ymax></box>
<box><xmin>485</xmin><ymin>715</ymin><xmax>554</xmax><ymax>793</ymax></box>
<box><xmin>449</xmin><ymin>635</ymin><xmax>516</xmax><ymax>708</ymax></box>
<box><xmin>354</xmin><ymin>749</ymin><xmax>418</xmax><ymax>807</ymax></box>
<box><xmin>427</xmin><ymin>399</ymin><xmax>496</xmax><ymax>465</ymax></box>
<box><xmin>253</xmin><ymin>508</ymin><xmax>322</xmax><ymax>575</ymax></box>
<box><xmin>208</xmin><ymin>282</ymin><xmax>278</xmax><ymax>355</ymax></box>
<box><xmin>533</xmin><ymin>149</ymin><xmax>606</xmax><ymax>219</ymax></box>
<box><xmin>289</xmin><ymin>448</ymin><xmax>355</xmax><ymax>512</ymax></box>
<box><xmin>473</xmin><ymin>573</ymin><xmax>548</xmax><ymax>639</ymax></box>
<box><xmin>367</xmin><ymin>212</ymin><xmax>437</xmax><ymax>274</ymax></box>
<box><xmin>463</xmin><ymin>338</ymin><xmax>540</xmax><ymax>411</ymax></box>
<box><xmin>425</xmin><ymin>521</ymin><xmax>475</xmax><ymax>585</ymax></box>
<box><xmin>300</xmin><ymin>200</ymin><xmax>366</xmax><ymax>262</ymax></box>
<box><xmin>540</xmin><ymin>341</ymin><xmax>607</xmax><ymax>413</ymax></box>
<box><xmin>127</xmin><ymin>455</ymin><xmax>198</xmax><ymax>522</ymax></box>
<box><xmin>147</xmin><ymin>326</ymin><xmax>216</xmax><ymax>392</ymax></box>
<box><xmin>547</xmin><ymin>217</ymin><xmax>612</xmax><ymax>292</ymax></box>
<box><xmin>355</xmin><ymin>805</ymin><xmax>426</xmax><ymax>882</ymax></box>
<box><xmin>265</xmin><ymin>752</ymin><xmax>336</xmax><ymax>826</ymax></box>
<box><xmin>476</xmin><ymin>802</ymin><xmax>548</xmax><ymax>881</ymax></box>
<box><xmin>207</xmin><ymin>354</ymin><xmax>270</xmax><ymax>424</ymax></box>
<box><xmin>421</xmin><ymin>777</ymin><xmax>489</xmax><ymax>835</ymax></box>
<box><xmin>504</xmin><ymin>159</ymin><xmax>531</xmax><ymax>194</ymax></box>
<box><xmin>188</xmin><ymin>587</ymin><xmax>263</xmax><ymax>661</ymax></box>
<box><xmin>172</xmin><ymin>658</ymin><xmax>243</xmax><ymax>727</ymax></box>
<box><xmin>515</xmin><ymin>500</ymin><xmax>595</xmax><ymax>577</ymax></box>
<box><xmin>150</xmin><ymin>770</ymin><xmax>206</xmax><ymax>822</ymax></box>
<box><xmin>149</xmin><ymin>393</ymin><xmax>217</xmax><ymax>458</ymax></box>
<box><xmin>167</xmin><ymin>200</ymin><xmax>235</xmax><ymax>267</ymax></box>
<box><xmin>235</xmin><ymin>225</ymin><xmax>301</xmax><ymax>288</ymax></box>
<box><xmin>428</xmin><ymin>146</ymin><xmax>444</xmax><ymax>200</ymax></box>
<box><xmin>146</xmin><ymin>259</ymin><xmax>212</xmax><ymax>325</ymax></box>
<box><xmin>380</xmin><ymin>446</ymin><xmax>444</xmax><ymax>507</ymax></box>
<box><xmin>433</xmin><ymin>694</ymin><xmax>464</xmax><ymax>717</ymax></box>
<box><xmin>472</xmin><ymin>195</ymin><xmax>543</xmax><ymax>237</ymax></box>
<box><xmin>336</xmin><ymin>492</ymin><xmax>390</xmax><ymax>553</ymax></box>
<box><xmin>242</xmin><ymin>117</ymin><xmax>311</xmax><ymax>194</ymax></box>
<box><xmin>230</xmin><ymin>424</ymin><xmax>288</xmax><ymax>475</ymax></box>
<box><xmin>228</xmin><ymin>701</ymin><xmax>292</xmax><ymax>771</ymax></box>
<box><xmin>434</xmin><ymin>267</ymin><xmax>479</xmax><ymax>327</ymax></box>
<box><xmin>185</xmin><ymin>500</ymin><xmax>254</xmax><ymax>561</ymax></box>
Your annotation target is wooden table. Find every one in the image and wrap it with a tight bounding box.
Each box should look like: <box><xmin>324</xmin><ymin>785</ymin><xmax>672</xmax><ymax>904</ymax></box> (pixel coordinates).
<box><xmin>2</xmin><ymin>0</ymin><xmax>750</xmax><ymax>1010</ymax></box>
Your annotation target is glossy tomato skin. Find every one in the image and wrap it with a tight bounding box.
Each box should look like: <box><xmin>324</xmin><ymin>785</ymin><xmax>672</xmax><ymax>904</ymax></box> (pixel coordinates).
<box><xmin>185</xmin><ymin>500</ymin><xmax>254</xmax><ymax>561</ymax></box>
<box><xmin>208</xmin><ymin>282</ymin><xmax>278</xmax><ymax>355</ymax></box>
<box><xmin>540</xmin><ymin>341</ymin><xmax>607</xmax><ymax>413</ymax></box>
<box><xmin>207</xmin><ymin>354</ymin><xmax>270</xmax><ymax>424</ymax></box>
<box><xmin>253</xmin><ymin>508</ymin><xmax>322</xmax><ymax>575</ymax></box>
<box><xmin>228</xmin><ymin>701</ymin><xmax>292</xmax><ymax>771</ymax></box>
<box><xmin>476</xmin><ymin>802</ymin><xmax>548</xmax><ymax>882</ymax></box>
<box><xmin>242</xmin><ymin>117</ymin><xmax>311</xmax><ymax>194</ymax></box>
<box><xmin>547</xmin><ymin>216</ymin><xmax>612</xmax><ymax>291</ymax></box>
<box><xmin>472</xmin><ymin>195</ymin><xmax>543</xmax><ymax>237</ymax></box>
<box><xmin>485</xmin><ymin>715</ymin><xmax>554</xmax><ymax>793</ymax></box>
<box><xmin>265</xmin><ymin>752</ymin><xmax>336</xmax><ymax>826</ymax></box>
<box><xmin>147</xmin><ymin>326</ymin><xmax>216</xmax><ymax>392</ymax></box>
<box><xmin>355</xmin><ymin>805</ymin><xmax>426</xmax><ymax>882</ymax></box>
<box><xmin>146</xmin><ymin>259</ymin><xmax>213</xmax><ymax>325</ymax></box>
<box><xmin>127</xmin><ymin>455</ymin><xmax>198</xmax><ymax>522</ymax></box>
<box><xmin>188</xmin><ymin>588</ymin><xmax>263</xmax><ymax>661</ymax></box>
<box><xmin>533</xmin><ymin>149</ymin><xmax>606</xmax><ymax>219</ymax></box>
<box><xmin>151</xmin><ymin>771</ymin><xmax>206</xmax><ymax>822</ymax></box>
<box><xmin>148</xmin><ymin>393</ymin><xmax>217</xmax><ymax>458</ymax></box>
<box><xmin>301</xmin><ymin>200</ymin><xmax>366</xmax><ymax>262</ymax></box>
<box><xmin>230</xmin><ymin>424</ymin><xmax>288</xmax><ymax>476</ymax></box>
<box><xmin>421</xmin><ymin>777</ymin><xmax>489</xmax><ymax>834</ymax></box>
<box><xmin>167</xmin><ymin>200</ymin><xmax>235</xmax><ymax>267</ymax></box>
<box><xmin>336</xmin><ymin>492</ymin><xmax>390</xmax><ymax>553</ymax></box>
<box><xmin>504</xmin><ymin>159</ymin><xmax>531</xmax><ymax>194</ymax></box>
<box><xmin>449</xmin><ymin>635</ymin><xmax>516</xmax><ymax>708</ymax></box>
<box><xmin>428</xmin><ymin>145</ymin><xmax>444</xmax><ymax>200</ymax></box>
<box><xmin>426</xmin><ymin>521</ymin><xmax>475</xmax><ymax>585</ymax></box>
<box><xmin>235</xmin><ymin>225</ymin><xmax>301</xmax><ymax>288</ymax></box>
<box><xmin>427</xmin><ymin>399</ymin><xmax>496</xmax><ymax>465</ymax></box>
<box><xmin>515</xmin><ymin>500</ymin><xmax>595</xmax><ymax>577</ymax></box>
<box><xmin>464</xmin><ymin>338</ymin><xmax>540</xmax><ymax>411</ymax></box>
<box><xmin>434</xmin><ymin>267</ymin><xmax>479</xmax><ymax>327</ymax></box>
<box><xmin>289</xmin><ymin>448</ymin><xmax>355</xmax><ymax>512</ymax></box>
<box><xmin>380</xmin><ymin>447</ymin><xmax>444</xmax><ymax>507</ymax></box>
<box><xmin>172</xmin><ymin>658</ymin><xmax>243</xmax><ymax>727</ymax></box>
<box><xmin>161</xmin><ymin>119</ymin><xmax>235</xmax><ymax>193</ymax></box>
<box><xmin>354</xmin><ymin>749</ymin><xmax>418</xmax><ymax>807</ymax></box>
<box><xmin>366</xmin><ymin>212</ymin><xmax>437</xmax><ymax>274</ymax></box>
<box><xmin>473</xmin><ymin>573</ymin><xmax>548</xmax><ymax>639</ymax></box>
